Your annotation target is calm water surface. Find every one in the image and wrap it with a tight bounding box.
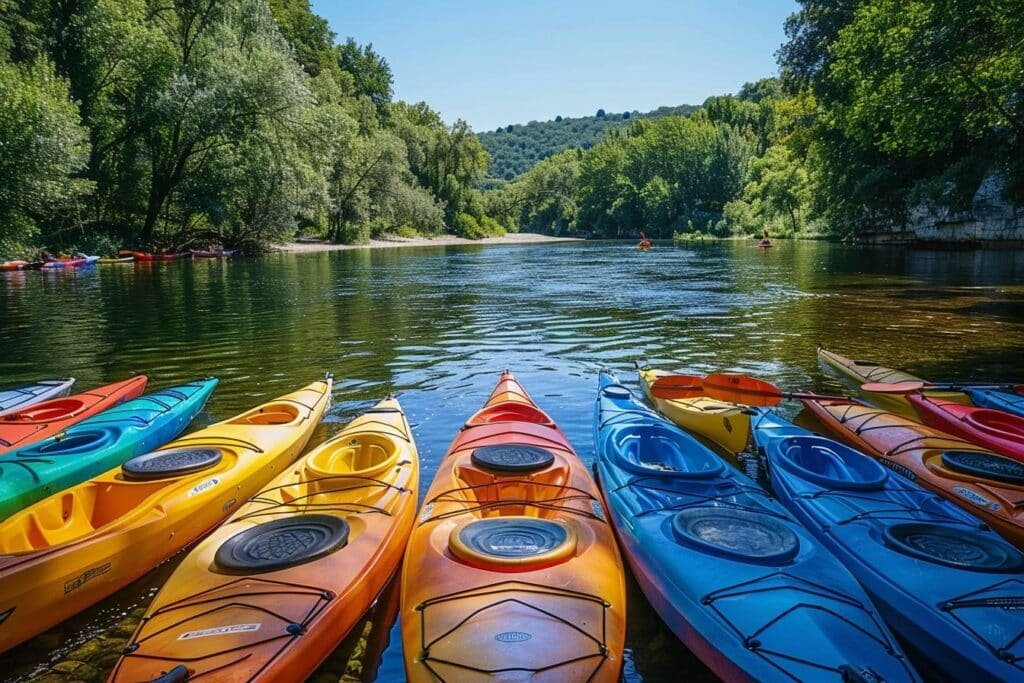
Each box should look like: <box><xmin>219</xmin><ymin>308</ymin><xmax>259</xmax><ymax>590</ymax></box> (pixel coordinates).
<box><xmin>2</xmin><ymin>240</ymin><xmax>1024</xmax><ymax>681</ymax></box>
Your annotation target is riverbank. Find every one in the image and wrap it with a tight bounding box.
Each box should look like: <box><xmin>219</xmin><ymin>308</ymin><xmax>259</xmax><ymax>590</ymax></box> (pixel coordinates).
<box><xmin>275</xmin><ymin>232</ymin><xmax>580</xmax><ymax>253</ymax></box>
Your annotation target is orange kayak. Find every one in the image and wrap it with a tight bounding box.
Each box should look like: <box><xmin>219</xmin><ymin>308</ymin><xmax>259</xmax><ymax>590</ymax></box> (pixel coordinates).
<box><xmin>0</xmin><ymin>376</ymin><xmax>147</xmax><ymax>454</ymax></box>
<box><xmin>109</xmin><ymin>397</ymin><xmax>419</xmax><ymax>682</ymax></box>
<box><xmin>0</xmin><ymin>378</ymin><xmax>331</xmax><ymax>653</ymax></box>
<box><xmin>801</xmin><ymin>394</ymin><xmax>1024</xmax><ymax>548</ymax></box>
<box><xmin>401</xmin><ymin>371</ymin><xmax>626</xmax><ymax>682</ymax></box>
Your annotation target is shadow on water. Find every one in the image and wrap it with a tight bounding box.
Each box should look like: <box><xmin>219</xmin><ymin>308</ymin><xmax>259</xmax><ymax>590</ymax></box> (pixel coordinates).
<box><xmin>2</xmin><ymin>240</ymin><xmax>1023</xmax><ymax>681</ymax></box>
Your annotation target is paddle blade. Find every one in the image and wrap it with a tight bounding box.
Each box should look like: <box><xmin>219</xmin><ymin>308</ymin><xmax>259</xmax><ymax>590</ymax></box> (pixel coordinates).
<box><xmin>704</xmin><ymin>374</ymin><xmax>783</xmax><ymax>407</ymax></box>
<box><xmin>861</xmin><ymin>381</ymin><xmax>926</xmax><ymax>394</ymax></box>
<box><xmin>648</xmin><ymin>374</ymin><xmax>705</xmax><ymax>400</ymax></box>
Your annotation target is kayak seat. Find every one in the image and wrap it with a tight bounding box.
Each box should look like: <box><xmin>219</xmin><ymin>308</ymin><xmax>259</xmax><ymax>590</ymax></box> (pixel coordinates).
<box><xmin>9</xmin><ymin>399</ymin><xmax>85</xmax><ymax>422</ymax></box>
<box><xmin>471</xmin><ymin>445</ymin><xmax>555</xmax><ymax>473</ymax></box>
<box><xmin>230</xmin><ymin>403</ymin><xmax>301</xmax><ymax>426</ymax></box>
<box><xmin>302</xmin><ymin>432</ymin><xmax>400</xmax><ymax>497</ymax></box>
<box><xmin>214</xmin><ymin>514</ymin><xmax>350</xmax><ymax>574</ymax></box>
<box><xmin>940</xmin><ymin>451</ymin><xmax>1024</xmax><ymax>485</ymax></box>
<box><xmin>882</xmin><ymin>523</ymin><xmax>1024</xmax><ymax>571</ymax></box>
<box><xmin>122</xmin><ymin>448</ymin><xmax>222</xmax><ymax>481</ymax></box>
<box><xmin>467</xmin><ymin>402</ymin><xmax>554</xmax><ymax>427</ymax></box>
<box><xmin>963</xmin><ymin>409</ymin><xmax>1024</xmax><ymax>440</ymax></box>
<box><xmin>449</xmin><ymin>516</ymin><xmax>576</xmax><ymax>569</ymax></box>
<box><xmin>612</xmin><ymin>425</ymin><xmax>724</xmax><ymax>478</ymax></box>
<box><xmin>671</xmin><ymin>507</ymin><xmax>800</xmax><ymax>565</ymax></box>
<box><xmin>776</xmin><ymin>436</ymin><xmax>888</xmax><ymax>490</ymax></box>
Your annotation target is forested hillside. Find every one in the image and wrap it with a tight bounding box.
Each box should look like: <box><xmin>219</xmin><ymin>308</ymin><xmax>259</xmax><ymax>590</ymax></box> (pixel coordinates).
<box><xmin>488</xmin><ymin>1</ymin><xmax>1023</xmax><ymax>242</ymax></box>
<box><xmin>0</xmin><ymin>0</ymin><xmax>503</xmax><ymax>256</ymax></box>
<box><xmin>479</xmin><ymin>105</ymin><xmax>697</xmax><ymax>180</ymax></box>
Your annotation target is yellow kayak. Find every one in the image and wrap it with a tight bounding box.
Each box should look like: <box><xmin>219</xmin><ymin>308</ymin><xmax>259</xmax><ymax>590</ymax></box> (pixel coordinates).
<box><xmin>817</xmin><ymin>347</ymin><xmax>970</xmax><ymax>419</ymax></box>
<box><xmin>0</xmin><ymin>376</ymin><xmax>332</xmax><ymax>653</ymax></box>
<box><xmin>110</xmin><ymin>397</ymin><xmax>419</xmax><ymax>682</ymax></box>
<box><xmin>639</xmin><ymin>368</ymin><xmax>750</xmax><ymax>454</ymax></box>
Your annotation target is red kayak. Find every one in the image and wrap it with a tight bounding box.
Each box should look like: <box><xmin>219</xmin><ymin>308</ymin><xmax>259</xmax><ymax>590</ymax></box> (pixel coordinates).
<box><xmin>0</xmin><ymin>261</ymin><xmax>28</xmax><ymax>272</ymax></box>
<box><xmin>909</xmin><ymin>393</ymin><xmax>1024</xmax><ymax>462</ymax></box>
<box><xmin>757</xmin><ymin>239</ymin><xmax>773</xmax><ymax>249</ymax></box>
<box><xmin>131</xmin><ymin>251</ymin><xmax>190</xmax><ymax>261</ymax></box>
<box><xmin>0</xmin><ymin>376</ymin><xmax>148</xmax><ymax>454</ymax></box>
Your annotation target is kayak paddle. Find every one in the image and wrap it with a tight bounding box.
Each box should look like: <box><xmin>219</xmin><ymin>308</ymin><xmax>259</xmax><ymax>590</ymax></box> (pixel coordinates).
<box><xmin>646</xmin><ymin>374</ymin><xmax>706</xmax><ymax>399</ymax></box>
<box><xmin>861</xmin><ymin>380</ymin><xmax>1024</xmax><ymax>394</ymax></box>
<box><xmin>702</xmin><ymin>373</ymin><xmax>849</xmax><ymax>406</ymax></box>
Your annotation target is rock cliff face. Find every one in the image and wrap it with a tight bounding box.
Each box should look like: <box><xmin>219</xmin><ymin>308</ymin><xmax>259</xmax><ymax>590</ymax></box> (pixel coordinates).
<box><xmin>854</xmin><ymin>174</ymin><xmax>1024</xmax><ymax>245</ymax></box>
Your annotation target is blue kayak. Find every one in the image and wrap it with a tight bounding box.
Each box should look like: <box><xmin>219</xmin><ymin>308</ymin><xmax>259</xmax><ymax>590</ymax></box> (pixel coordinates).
<box><xmin>753</xmin><ymin>408</ymin><xmax>1024</xmax><ymax>681</ymax></box>
<box><xmin>968</xmin><ymin>388</ymin><xmax>1024</xmax><ymax>419</ymax></box>
<box><xmin>593</xmin><ymin>371</ymin><xmax>917</xmax><ymax>682</ymax></box>
<box><xmin>0</xmin><ymin>378</ymin><xmax>75</xmax><ymax>417</ymax></box>
<box><xmin>0</xmin><ymin>378</ymin><xmax>218</xmax><ymax>520</ymax></box>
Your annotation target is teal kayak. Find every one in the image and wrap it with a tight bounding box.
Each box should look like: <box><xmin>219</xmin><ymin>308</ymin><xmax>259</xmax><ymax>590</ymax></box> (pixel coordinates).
<box><xmin>0</xmin><ymin>379</ymin><xmax>217</xmax><ymax>520</ymax></box>
<box><xmin>593</xmin><ymin>371</ymin><xmax>918</xmax><ymax>682</ymax></box>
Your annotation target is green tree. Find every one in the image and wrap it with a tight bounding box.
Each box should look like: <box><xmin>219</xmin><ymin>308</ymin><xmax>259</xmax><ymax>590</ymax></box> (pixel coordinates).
<box><xmin>0</xmin><ymin>57</ymin><xmax>92</xmax><ymax>252</ymax></box>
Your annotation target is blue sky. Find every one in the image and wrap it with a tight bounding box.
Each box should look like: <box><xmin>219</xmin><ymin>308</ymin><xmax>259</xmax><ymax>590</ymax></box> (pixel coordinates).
<box><xmin>310</xmin><ymin>0</ymin><xmax>798</xmax><ymax>131</ymax></box>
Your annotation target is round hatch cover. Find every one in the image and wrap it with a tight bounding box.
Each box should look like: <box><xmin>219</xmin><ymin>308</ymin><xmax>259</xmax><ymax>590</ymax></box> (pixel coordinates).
<box><xmin>882</xmin><ymin>523</ymin><xmax>1024</xmax><ymax>571</ymax></box>
<box><xmin>471</xmin><ymin>444</ymin><xmax>555</xmax><ymax>473</ymax></box>
<box><xmin>672</xmin><ymin>507</ymin><xmax>799</xmax><ymax>565</ymax></box>
<box><xmin>941</xmin><ymin>451</ymin><xmax>1024</xmax><ymax>485</ymax></box>
<box><xmin>122</xmin><ymin>448</ymin><xmax>221</xmax><ymax>480</ymax></box>
<box><xmin>214</xmin><ymin>514</ymin><xmax>350</xmax><ymax>574</ymax></box>
<box><xmin>450</xmin><ymin>517</ymin><xmax>575</xmax><ymax>567</ymax></box>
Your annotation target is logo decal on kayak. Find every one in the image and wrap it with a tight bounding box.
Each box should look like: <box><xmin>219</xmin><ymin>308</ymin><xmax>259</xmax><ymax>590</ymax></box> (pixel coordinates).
<box><xmin>591</xmin><ymin>500</ymin><xmax>606</xmax><ymax>521</ymax></box>
<box><xmin>189</xmin><ymin>477</ymin><xmax>220</xmax><ymax>497</ymax></box>
<box><xmin>178</xmin><ymin>623</ymin><xmax>261</xmax><ymax>640</ymax></box>
<box><xmin>723</xmin><ymin>417</ymin><xmax>732</xmax><ymax>433</ymax></box>
<box><xmin>495</xmin><ymin>631</ymin><xmax>532</xmax><ymax>643</ymax></box>
<box><xmin>952</xmin><ymin>486</ymin><xmax>998</xmax><ymax>510</ymax></box>
<box><xmin>879</xmin><ymin>459</ymin><xmax>916</xmax><ymax>481</ymax></box>
<box><xmin>419</xmin><ymin>502</ymin><xmax>434</xmax><ymax>522</ymax></box>
<box><xmin>64</xmin><ymin>562</ymin><xmax>111</xmax><ymax>594</ymax></box>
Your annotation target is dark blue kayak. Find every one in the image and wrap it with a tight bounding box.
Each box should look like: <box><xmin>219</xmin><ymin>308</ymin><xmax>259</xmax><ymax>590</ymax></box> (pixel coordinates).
<box><xmin>753</xmin><ymin>408</ymin><xmax>1024</xmax><ymax>681</ymax></box>
<box><xmin>593</xmin><ymin>371</ymin><xmax>917</xmax><ymax>682</ymax></box>
<box><xmin>0</xmin><ymin>378</ymin><xmax>218</xmax><ymax>520</ymax></box>
<box><xmin>968</xmin><ymin>388</ymin><xmax>1024</xmax><ymax>419</ymax></box>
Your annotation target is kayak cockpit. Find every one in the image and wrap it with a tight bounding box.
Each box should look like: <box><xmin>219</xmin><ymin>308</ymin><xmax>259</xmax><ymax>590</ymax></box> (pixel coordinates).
<box><xmin>229</xmin><ymin>402</ymin><xmax>302</xmax><ymax>426</ymax></box>
<box><xmin>775</xmin><ymin>436</ymin><xmax>889</xmax><ymax>490</ymax></box>
<box><xmin>610</xmin><ymin>424</ymin><xmax>724</xmax><ymax>478</ymax></box>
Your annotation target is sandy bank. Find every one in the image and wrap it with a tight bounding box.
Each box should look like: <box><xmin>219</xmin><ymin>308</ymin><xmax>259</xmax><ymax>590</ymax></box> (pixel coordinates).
<box><xmin>275</xmin><ymin>232</ymin><xmax>581</xmax><ymax>253</ymax></box>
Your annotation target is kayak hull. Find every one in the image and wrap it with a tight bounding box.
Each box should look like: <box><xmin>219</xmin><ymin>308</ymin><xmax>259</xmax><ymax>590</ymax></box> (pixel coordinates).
<box><xmin>402</xmin><ymin>371</ymin><xmax>626</xmax><ymax>683</ymax></box>
<box><xmin>0</xmin><ymin>378</ymin><xmax>75</xmax><ymax>417</ymax></box>
<box><xmin>800</xmin><ymin>394</ymin><xmax>1024</xmax><ymax>549</ymax></box>
<box><xmin>594</xmin><ymin>372</ymin><xmax>917</xmax><ymax>682</ymax></box>
<box><xmin>639</xmin><ymin>368</ymin><xmax>750</xmax><ymax>454</ymax></box>
<box><xmin>754</xmin><ymin>408</ymin><xmax>1024</xmax><ymax>681</ymax></box>
<box><xmin>110</xmin><ymin>396</ymin><xmax>416</xmax><ymax>682</ymax></box>
<box><xmin>817</xmin><ymin>347</ymin><xmax>969</xmax><ymax>419</ymax></box>
<box><xmin>0</xmin><ymin>378</ymin><xmax>331</xmax><ymax>653</ymax></box>
<box><xmin>0</xmin><ymin>376</ymin><xmax>148</xmax><ymax>454</ymax></box>
<box><xmin>0</xmin><ymin>379</ymin><xmax>217</xmax><ymax>520</ymax></box>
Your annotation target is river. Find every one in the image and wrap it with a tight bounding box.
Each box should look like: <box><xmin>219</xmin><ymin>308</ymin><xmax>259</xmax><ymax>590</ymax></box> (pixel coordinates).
<box><xmin>2</xmin><ymin>240</ymin><xmax>1024</xmax><ymax>681</ymax></box>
